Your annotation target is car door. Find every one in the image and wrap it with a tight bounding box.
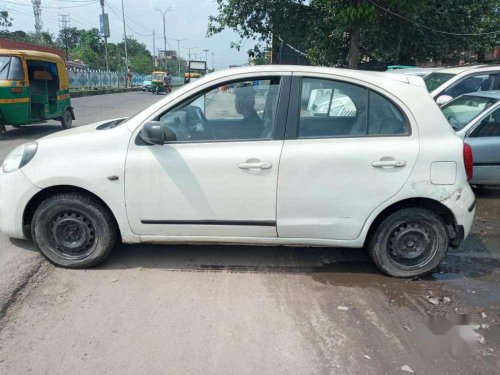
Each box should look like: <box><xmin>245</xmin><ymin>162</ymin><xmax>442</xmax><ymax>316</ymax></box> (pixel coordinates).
<box><xmin>277</xmin><ymin>75</ymin><xmax>419</xmax><ymax>241</ymax></box>
<box><xmin>125</xmin><ymin>74</ymin><xmax>290</xmax><ymax>238</ymax></box>
<box><xmin>467</xmin><ymin>106</ymin><xmax>500</xmax><ymax>185</ymax></box>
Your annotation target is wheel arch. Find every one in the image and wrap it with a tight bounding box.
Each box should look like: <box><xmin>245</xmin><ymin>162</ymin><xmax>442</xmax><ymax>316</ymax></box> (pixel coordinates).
<box><xmin>364</xmin><ymin>197</ymin><xmax>459</xmax><ymax>247</ymax></box>
<box><xmin>23</xmin><ymin>185</ymin><xmax>120</xmax><ymax>238</ymax></box>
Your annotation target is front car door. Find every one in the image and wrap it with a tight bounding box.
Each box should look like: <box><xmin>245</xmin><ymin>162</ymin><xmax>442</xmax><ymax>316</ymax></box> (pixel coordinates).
<box><xmin>125</xmin><ymin>73</ymin><xmax>290</xmax><ymax>239</ymax></box>
<box><xmin>466</xmin><ymin>106</ymin><xmax>500</xmax><ymax>185</ymax></box>
<box><xmin>277</xmin><ymin>74</ymin><xmax>419</xmax><ymax>240</ymax></box>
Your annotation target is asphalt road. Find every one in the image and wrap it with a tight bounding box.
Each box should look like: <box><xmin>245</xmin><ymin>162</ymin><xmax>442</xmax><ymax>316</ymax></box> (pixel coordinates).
<box><xmin>0</xmin><ymin>92</ymin><xmax>499</xmax><ymax>374</ymax></box>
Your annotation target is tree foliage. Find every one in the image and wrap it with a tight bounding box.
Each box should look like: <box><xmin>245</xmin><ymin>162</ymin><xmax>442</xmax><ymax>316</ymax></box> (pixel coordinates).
<box><xmin>209</xmin><ymin>0</ymin><xmax>500</xmax><ymax>68</ymax></box>
<box><xmin>0</xmin><ymin>11</ymin><xmax>13</xmax><ymax>29</ymax></box>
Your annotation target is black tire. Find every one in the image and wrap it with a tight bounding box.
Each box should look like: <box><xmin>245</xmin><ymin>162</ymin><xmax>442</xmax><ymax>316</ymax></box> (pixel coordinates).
<box><xmin>368</xmin><ymin>208</ymin><xmax>448</xmax><ymax>278</ymax></box>
<box><xmin>31</xmin><ymin>193</ymin><xmax>118</xmax><ymax>268</ymax></box>
<box><xmin>61</xmin><ymin>108</ymin><xmax>73</xmax><ymax>129</ymax></box>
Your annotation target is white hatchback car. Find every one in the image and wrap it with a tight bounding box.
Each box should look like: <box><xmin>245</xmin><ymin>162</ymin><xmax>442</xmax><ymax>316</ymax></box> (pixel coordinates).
<box><xmin>0</xmin><ymin>66</ymin><xmax>476</xmax><ymax>277</ymax></box>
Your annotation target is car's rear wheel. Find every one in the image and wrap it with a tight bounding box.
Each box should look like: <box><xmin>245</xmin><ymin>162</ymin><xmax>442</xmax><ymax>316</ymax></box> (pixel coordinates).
<box><xmin>368</xmin><ymin>208</ymin><xmax>448</xmax><ymax>278</ymax></box>
<box><xmin>32</xmin><ymin>193</ymin><xmax>118</xmax><ymax>268</ymax></box>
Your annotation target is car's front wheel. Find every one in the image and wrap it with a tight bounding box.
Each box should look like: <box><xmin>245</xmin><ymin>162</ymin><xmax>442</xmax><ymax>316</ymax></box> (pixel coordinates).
<box><xmin>32</xmin><ymin>193</ymin><xmax>118</xmax><ymax>268</ymax></box>
<box><xmin>368</xmin><ymin>208</ymin><xmax>448</xmax><ymax>278</ymax></box>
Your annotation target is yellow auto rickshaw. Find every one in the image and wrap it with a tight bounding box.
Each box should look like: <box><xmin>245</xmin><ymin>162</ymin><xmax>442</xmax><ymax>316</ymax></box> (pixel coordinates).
<box><xmin>0</xmin><ymin>49</ymin><xmax>74</xmax><ymax>131</ymax></box>
<box><xmin>151</xmin><ymin>71</ymin><xmax>165</xmax><ymax>94</ymax></box>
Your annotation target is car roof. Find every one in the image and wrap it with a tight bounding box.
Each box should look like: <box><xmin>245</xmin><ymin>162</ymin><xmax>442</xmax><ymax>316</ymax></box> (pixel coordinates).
<box><xmin>203</xmin><ymin>64</ymin><xmax>426</xmax><ymax>86</ymax></box>
<box><xmin>433</xmin><ymin>64</ymin><xmax>500</xmax><ymax>74</ymax></box>
<box><xmin>461</xmin><ymin>90</ymin><xmax>500</xmax><ymax>100</ymax></box>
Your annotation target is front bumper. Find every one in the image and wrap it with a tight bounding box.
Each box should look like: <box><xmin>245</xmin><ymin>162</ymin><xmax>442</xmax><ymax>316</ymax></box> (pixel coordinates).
<box><xmin>0</xmin><ymin>169</ymin><xmax>40</xmax><ymax>239</ymax></box>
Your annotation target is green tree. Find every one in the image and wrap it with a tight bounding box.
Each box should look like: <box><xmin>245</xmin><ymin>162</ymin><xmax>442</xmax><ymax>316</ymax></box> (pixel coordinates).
<box><xmin>0</xmin><ymin>10</ymin><xmax>13</xmax><ymax>29</ymax></box>
<box><xmin>209</xmin><ymin>0</ymin><xmax>500</xmax><ymax>68</ymax></box>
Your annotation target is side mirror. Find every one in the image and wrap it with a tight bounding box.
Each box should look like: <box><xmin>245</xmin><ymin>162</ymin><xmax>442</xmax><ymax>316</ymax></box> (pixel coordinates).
<box><xmin>140</xmin><ymin>121</ymin><xmax>165</xmax><ymax>145</ymax></box>
<box><xmin>436</xmin><ymin>95</ymin><xmax>453</xmax><ymax>106</ymax></box>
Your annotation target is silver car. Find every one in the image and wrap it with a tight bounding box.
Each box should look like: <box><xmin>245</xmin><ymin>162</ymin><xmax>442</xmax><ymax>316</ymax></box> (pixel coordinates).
<box><xmin>441</xmin><ymin>91</ymin><xmax>500</xmax><ymax>185</ymax></box>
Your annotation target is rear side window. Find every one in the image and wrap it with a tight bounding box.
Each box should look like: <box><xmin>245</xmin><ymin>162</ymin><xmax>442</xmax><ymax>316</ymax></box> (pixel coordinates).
<box><xmin>368</xmin><ymin>91</ymin><xmax>408</xmax><ymax>135</ymax></box>
<box><xmin>298</xmin><ymin>77</ymin><xmax>409</xmax><ymax>138</ymax></box>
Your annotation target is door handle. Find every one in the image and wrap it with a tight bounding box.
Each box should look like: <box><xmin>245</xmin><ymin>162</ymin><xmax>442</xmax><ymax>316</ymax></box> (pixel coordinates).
<box><xmin>372</xmin><ymin>160</ymin><xmax>406</xmax><ymax>168</ymax></box>
<box><xmin>238</xmin><ymin>162</ymin><xmax>272</xmax><ymax>170</ymax></box>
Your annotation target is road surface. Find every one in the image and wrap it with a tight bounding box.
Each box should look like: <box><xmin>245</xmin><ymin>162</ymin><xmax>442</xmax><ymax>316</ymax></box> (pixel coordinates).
<box><xmin>0</xmin><ymin>92</ymin><xmax>499</xmax><ymax>374</ymax></box>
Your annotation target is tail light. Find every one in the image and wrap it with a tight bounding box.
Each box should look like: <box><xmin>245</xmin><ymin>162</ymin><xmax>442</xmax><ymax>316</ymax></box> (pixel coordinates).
<box><xmin>463</xmin><ymin>143</ymin><xmax>473</xmax><ymax>181</ymax></box>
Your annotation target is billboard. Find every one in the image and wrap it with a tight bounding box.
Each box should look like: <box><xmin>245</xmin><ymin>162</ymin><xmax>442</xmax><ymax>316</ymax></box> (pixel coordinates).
<box><xmin>99</xmin><ymin>13</ymin><xmax>110</xmax><ymax>38</ymax></box>
<box><xmin>189</xmin><ymin>60</ymin><xmax>206</xmax><ymax>71</ymax></box>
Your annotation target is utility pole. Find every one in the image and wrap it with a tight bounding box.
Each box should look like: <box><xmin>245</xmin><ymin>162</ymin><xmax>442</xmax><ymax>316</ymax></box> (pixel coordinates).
<box><xmin>203</xmin><ymin>49</ymin><xmax>209</xmax><ymax>74</ymax></box>
<box><xmin>211</xmin><ymin>52</ymin><xmax>214</xmax><ymax>72</ymax></box>
<box><xmin>58</xmin><ymin>13</ymin><xmax>70</xmax><ymax>61</ymax></box>
<box><xmin>183</xmin><ymin>46</ymin><xmax>196</xmax><ymax>62</ymax></box>
<box><xmin>152</xmin><ymin>29</ymin><xmax>156</xmax><ymax>67</ymax></box>
<box><xmin>155</xmin><ymin>7</ymin><xmax>172</xmax><ymax>69</ymax></box>
<box><xmin>100</xmin><ymin>0</ymin><xmax>109</xmax><ymax>72</ymax></box>
<box><xmin>32</xmin><ymin>0</ymin><xmax>43</xmax><ymax>40</ymax></box>
<box><xmin>169</xmin><ymin>38</ymin><xmax>187</xmax><ymax>77</ymax></box>
<box><xmin>120</xmin><ymin>0</ymin><xmax>129</xmax><ymax>71</ymax></box>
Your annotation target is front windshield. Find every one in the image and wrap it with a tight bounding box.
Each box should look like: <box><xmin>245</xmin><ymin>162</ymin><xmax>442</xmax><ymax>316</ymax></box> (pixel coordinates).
<box><xmin>0</xmin><ymin>56</ymin><xmax>24</xmax><ymax>80</ymax></box>
<box><xmin>441</xmin><ymin>95</ymin><xmax>498</xmax><ymax>130</ymax></box>
<box><xmin>424</xmin><ymin>72</ymin><xmax>455</xmax><ymax>92</ymax></box>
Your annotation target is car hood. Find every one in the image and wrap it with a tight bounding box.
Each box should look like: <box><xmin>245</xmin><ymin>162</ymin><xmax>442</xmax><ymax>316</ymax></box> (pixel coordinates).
<box><xmin>39</xmin><ymin>118</ymin><xmax>129</xmax><ymax>141</ymax></box>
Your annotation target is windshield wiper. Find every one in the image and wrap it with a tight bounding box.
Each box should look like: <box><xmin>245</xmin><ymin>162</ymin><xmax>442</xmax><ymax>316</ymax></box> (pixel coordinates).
<box><xmin>0</xmin><ymin>60</ymin><xmax>11</xmax><ymax>75</ymax></box>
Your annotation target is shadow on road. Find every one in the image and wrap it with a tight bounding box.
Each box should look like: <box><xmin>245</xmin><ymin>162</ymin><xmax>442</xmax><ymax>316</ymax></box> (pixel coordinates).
<box><xmin>102</xmin><ymin>243</ymin><xmax>374</xmax><ymax>274</ymax></box>
<box><xmin>0</xmin><ymin>124</ymin><xmax>62</xmax><ymax>141</ymax></box>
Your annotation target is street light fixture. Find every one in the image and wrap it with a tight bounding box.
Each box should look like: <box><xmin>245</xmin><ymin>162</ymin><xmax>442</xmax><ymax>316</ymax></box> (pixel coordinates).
<box><xmin>154</xmin><ymin>7</ymin><xmax>172</xmax><ymax>69</ymax></box>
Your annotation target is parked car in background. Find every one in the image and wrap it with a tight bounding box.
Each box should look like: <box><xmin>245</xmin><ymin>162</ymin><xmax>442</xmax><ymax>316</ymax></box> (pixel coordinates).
<box><xmin>0</xmin><ymin>66</ymin><xmax>475</xmax><ymax>278</ymax></box>
<box><xmin>441</xmin><ymin>91</ymin><xmax>500</xmax><ymax>185</ymax></box>
<box><xmin>387</xmin><ymin>67</ymin><xmax>440</xmax><ymax>77</ymax></box>
<box><xmin>424</xmin><ymin>65</ymin><xmax>500</xmax><ymax>105</ymax></box>
<box><xmin>142</xmin><ymin>75</ymin><xmax>152</xmax><ymax>92</ymax></box>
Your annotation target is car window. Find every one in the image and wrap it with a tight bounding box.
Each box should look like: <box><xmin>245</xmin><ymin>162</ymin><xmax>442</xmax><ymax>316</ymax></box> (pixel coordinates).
<box><xmin>424</xmin><ymin>72</ymin><xmax>455</xmax><ymax>92</ymax></box>
<box><xmin>368</xmin><ymin>91</ymin><xmax>408</xmax><ymax>135</ymax></box>
<box><xmin>298</xmin><ymin>78</ymin><xmax>367</xmax><ymax>138</ymax></box>
<box><xmin>157</xmin><ymin>78</ymin><xmax>281</xmax><ymax>142</ymax></box>
<box><xmin>298</xmin><ymin>78</ymin><xmax>408</xmax><ymax>138</ymax></box>
<box><xmin>443</xmin><ymin>73</ymin><xmax>497</xmax><ymax>98</ymax></box>
<box><xmin>470</xmin><ymin>107</ymin><xmax>500</xmax><ymax>138</ymax></box>
<box><xmin>442</xmin><ymin>95</ymin><xmax>498</xmax><ymax>130</ymax></box>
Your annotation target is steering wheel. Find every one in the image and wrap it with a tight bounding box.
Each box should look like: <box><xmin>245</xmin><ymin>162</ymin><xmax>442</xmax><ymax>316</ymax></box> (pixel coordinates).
<box><xmin>184</xmin><ymin>106</ymin><xmax>216</xmax><ymax>140</ymax></box>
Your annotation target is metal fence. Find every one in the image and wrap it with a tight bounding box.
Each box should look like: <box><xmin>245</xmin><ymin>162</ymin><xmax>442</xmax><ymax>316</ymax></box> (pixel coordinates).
<box><xmin>67</xmin><ymin>68</ymin><xmax>146</xmax><ymax>89</ymax></box>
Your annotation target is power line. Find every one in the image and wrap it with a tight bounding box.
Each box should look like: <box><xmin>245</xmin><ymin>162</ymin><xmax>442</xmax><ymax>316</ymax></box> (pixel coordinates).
<box><xmin>368</xmin><ymin>0</ymin><xmax>500</xmax><ymax>37</ymax></box>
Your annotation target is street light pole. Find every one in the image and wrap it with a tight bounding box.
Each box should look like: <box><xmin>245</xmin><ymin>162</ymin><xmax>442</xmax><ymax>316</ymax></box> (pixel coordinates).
<box><xmin>100</xmin><ymin>0</ymin><xmax>109</xmax><ymax>72</ymax></box>
<box><xmin>203</xmin><ymin>49</ymin><xmax>209</xmax><ymax>74</ymax></box>
<box><xmin>211</xmin><ymin>52</ymin><xmax>214</xmax><ymax>71</ymax></box>
<box><xmin>155</xmin><ymin>7</ymin><xmax>172</xmax><ymax>69</ymax></box>
<box><xmin>169</xmin><ymin>38</ymin><xmax>187</xmax><ymax>77</ymax></box>
<box><xmin>120</xmin><ymin>0</ymin><xmax>128</xmax><ymax>72</ymax></box>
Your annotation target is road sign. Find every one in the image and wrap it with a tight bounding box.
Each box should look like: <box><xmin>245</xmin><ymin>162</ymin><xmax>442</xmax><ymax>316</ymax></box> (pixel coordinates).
<box><xmin>99</xmin><ymin>13</ymin><xmax>110</xmax><ymax>38</ymax></box>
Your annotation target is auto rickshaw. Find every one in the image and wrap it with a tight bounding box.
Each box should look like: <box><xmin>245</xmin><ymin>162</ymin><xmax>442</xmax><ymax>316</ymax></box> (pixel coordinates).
<box><xmin>0</xmin><ymin>49</ymin><xmax>74</xmax><ymax>131</ymax></box>
<box><xmin>151</xmin><ymin>71</ymin><xmax>165</xmax><ymax>94</ymax></box>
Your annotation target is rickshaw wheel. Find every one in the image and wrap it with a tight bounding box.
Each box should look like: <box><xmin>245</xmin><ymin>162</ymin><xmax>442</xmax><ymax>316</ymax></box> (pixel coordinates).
<box><xmin>61</xmin><ymin>109</ymin><xmax>73</xmax><ymax>129</ymax></box>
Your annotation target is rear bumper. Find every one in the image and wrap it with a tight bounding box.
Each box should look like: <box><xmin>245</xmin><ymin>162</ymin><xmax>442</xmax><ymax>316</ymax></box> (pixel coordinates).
<box><xmin>0</xmin><ymin>169</ymin><xmax>40</xmax><ymax>239</ymax></box>
<box><xmin>441</xmin><ymin>183</ymin><xmax>476</xmax><ymax>245</ymax></box>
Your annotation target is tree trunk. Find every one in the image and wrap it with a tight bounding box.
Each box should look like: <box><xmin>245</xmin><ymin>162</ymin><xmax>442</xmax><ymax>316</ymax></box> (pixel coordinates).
<box><xmin>347</xmin><ymin>26</ymin><xmax>361</xmax><ymax>69</ymax></box>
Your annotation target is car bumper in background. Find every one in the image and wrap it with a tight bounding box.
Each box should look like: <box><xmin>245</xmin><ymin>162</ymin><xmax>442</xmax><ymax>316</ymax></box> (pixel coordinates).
<box><xmin>0</xmin><ymin>169</ymin><xmax>40</xmax><ymax>239</ymax></box>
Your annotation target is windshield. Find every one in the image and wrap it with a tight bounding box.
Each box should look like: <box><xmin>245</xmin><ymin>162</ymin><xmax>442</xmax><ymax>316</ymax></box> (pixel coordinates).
<box><xmin>424</xmin><ymin>72</ymin><xmax>455</xmax><ymax>92</ymax></box>
<box><xmin>441</xmin><ymin>95</ymin><xmax>498</xmax><ymax>130</ymax></box>
<box><xmin>0</xmin><ymin>56</ymin><xmax>25</xmax><ymax>80</ymax></box>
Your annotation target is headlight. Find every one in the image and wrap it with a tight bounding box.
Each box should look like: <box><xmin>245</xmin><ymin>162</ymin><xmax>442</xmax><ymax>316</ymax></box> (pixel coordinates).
<box><xmin>2</xmin><ymin>143</ymin><xmax>38</xmax><ymax>173</ymax></box>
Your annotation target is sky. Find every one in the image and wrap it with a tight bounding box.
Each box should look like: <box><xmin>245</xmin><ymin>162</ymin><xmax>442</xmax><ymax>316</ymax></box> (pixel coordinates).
<box><xmin>3</xmin><ymin>0</ymin><xmax>251</xmax><ymax>70</ymax></box>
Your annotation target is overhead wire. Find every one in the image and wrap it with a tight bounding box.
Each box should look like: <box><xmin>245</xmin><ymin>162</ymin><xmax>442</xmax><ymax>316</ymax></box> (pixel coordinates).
<box><xmin>367</xmin><ymin>0</ymin><xmax>499</xmax><ymax>36</ymax></box>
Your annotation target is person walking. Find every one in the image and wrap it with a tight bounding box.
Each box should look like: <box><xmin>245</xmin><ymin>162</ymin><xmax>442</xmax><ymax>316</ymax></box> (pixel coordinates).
<box><xmin>126</xmin><ymin>66</ymin><xmax>132</xmax><ymax>88</ymax></box>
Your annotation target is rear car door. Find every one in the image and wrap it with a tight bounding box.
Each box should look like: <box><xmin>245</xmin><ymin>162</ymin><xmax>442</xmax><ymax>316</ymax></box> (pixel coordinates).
<box><xmin>277</xmin><ymin>75</ymin><xmax>419</xmax><ymax>240</ymax></box>
<box><xmin>467</xmin><ymin>106</ymin><xmax>500</xmax><ymax>185</ymax></box>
